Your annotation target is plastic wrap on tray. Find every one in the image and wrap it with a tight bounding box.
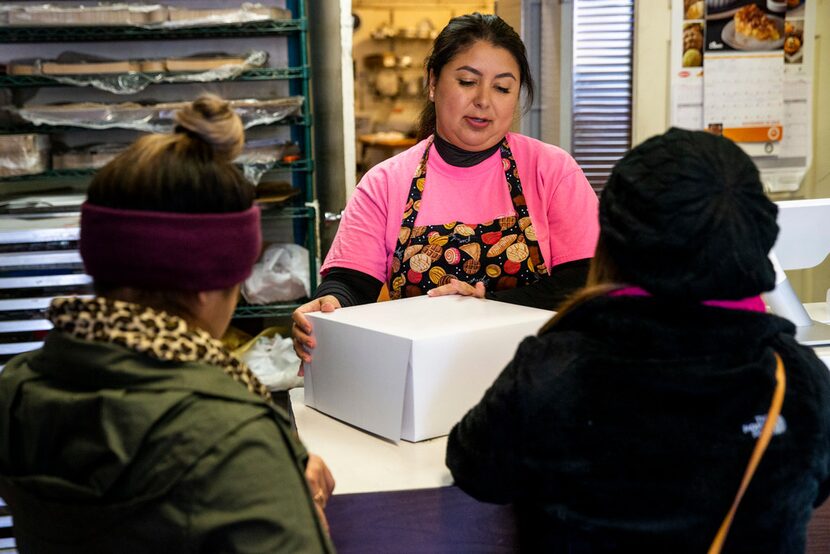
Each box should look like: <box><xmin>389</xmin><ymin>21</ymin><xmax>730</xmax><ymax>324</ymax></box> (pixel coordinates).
<box><xmin>0</xmin><ymin>3</ymin><xmax>290</xmax><ymax>28</ymax></box>
<box><xmin>231</xmin><ymin>98</ymin><xmax>305</xmax><ymax>128</ymax></box>
<box><xmin>8</xmin><ymin>51</ymin><xmax>269</xmax><ymax>95</ymax></box>
<box><xmin>2</xmin><ymin>4</ymin><xmax>167</xmax><ymax>26</ymax></box>
<box><xmin>0</xmin><ymin>134</ymin><xmax>50</xmax><ymax>177</ymax></box>
<box><xmin>15</xmin><ymin>96</ymin><xmax>305</xmax><ymax>133</ymax></box>
<box><xmin>162</xmin><ymin>4</ymin><xmax>291</xmax><ymax>28</ymax></box>
<box><xmin>52</xmin><ymin>143</ymin><xmax>129</xmax><ymax>170</ymax></box>
<box><xmin>47</xmin><ymin>139</ymin><xmax>285</xmax><ymax>184</ymax></box>
<box><xmin>235</xmin><ymin>138</ymin><xmax>293</xmax><ymax>184</ymax></box>
<box><xmin>45</xmin><ymin>140</ymin><xmax>293</xmax><ymax>185</ymax></box>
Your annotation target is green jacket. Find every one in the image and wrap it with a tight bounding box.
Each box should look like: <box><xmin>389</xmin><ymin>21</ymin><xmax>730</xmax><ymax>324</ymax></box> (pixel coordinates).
<box><xmin>0</xmin><ymin>331</ymin><xmax>334</xmax><ymax>553</ymax></box>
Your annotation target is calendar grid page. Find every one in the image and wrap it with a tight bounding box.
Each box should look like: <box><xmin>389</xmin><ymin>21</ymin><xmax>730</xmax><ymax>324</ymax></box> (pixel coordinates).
<box><xmin>704</xmin><ymin>52</ymin><xmax>784</xmax><ymax>143</ymax></box>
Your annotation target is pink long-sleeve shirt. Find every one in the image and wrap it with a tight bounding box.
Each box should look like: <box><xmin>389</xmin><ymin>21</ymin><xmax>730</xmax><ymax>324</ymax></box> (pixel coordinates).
<box><xmin>322</xmin><ymin>132</ymin><xmax>600</xmax><ymax>283</ymax></box>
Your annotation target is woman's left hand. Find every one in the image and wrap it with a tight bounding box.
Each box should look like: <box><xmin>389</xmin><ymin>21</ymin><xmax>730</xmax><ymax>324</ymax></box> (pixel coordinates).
<box><xmin>305</xmin><ymin>453</ymin><xmax>335</xmax><ymax>533</ymax></box>
<box><xmin>427</xmin><ymin>278</ymin><xmax>486</xmax><ymax>299</ymax></box>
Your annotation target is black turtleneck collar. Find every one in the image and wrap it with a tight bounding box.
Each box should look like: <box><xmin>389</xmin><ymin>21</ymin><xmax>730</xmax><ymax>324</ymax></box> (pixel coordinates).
<box><xmin>433</xmin><ymin>133</ymin><xmax>502</xmax><ymax>168</ymax></box>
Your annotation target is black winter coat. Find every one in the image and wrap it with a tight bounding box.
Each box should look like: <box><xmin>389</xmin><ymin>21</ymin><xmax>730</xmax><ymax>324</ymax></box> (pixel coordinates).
<box><xmin>446</xmin><ymin>295</ymin><xmax>830</xmax><ymax>553</ymax></box>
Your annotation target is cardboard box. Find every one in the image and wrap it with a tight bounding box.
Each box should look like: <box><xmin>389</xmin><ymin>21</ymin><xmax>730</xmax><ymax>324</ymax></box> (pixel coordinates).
<box><xmin>9</xmin><ymin>56</ymin><xmax>139</xmax><ymax>76</ymax></box>
<box><xmin>42</xmin><ymin>59</ymin><xmax>140</xmax><ymax>75</ymax></box>
<box><xmin>304</xmin><ymin>295</ymin><xmax>552</xmax><ymax>442</ymax></box>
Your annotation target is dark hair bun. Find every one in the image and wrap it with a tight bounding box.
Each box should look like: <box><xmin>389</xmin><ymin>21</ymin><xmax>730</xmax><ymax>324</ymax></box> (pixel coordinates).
<box><xmin>174</xmin><ymin>94</ymin><xmax>244</xmax><ymax>161</ymax></box>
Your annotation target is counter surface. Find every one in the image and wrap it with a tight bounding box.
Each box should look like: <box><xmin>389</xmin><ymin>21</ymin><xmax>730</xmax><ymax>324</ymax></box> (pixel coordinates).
<box><xmin>290</xmin><ymin>388</ymin><xmax>451</xmax><ymax>495</ymax></box>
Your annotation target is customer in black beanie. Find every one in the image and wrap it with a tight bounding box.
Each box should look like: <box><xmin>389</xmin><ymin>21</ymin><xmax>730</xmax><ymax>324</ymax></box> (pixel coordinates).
<box><xmin>447</xmin><ymin>128</ymin><xmax>830</xmax><ymax>553</ymax></box>
<box><xmin>600</xmin><ymin>127</ymin><xmax>778</xmax><ymax>300</ymax></box>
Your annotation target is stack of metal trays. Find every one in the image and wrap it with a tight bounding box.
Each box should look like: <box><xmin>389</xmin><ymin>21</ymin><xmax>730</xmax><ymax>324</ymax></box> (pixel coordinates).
<box><xmin>0</xmin><ymin>212</ymin><xmax>90</xmax><ymax>371</ymax></box>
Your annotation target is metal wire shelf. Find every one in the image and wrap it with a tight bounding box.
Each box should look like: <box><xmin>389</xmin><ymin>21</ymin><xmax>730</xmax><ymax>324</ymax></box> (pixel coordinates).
<box><xmin>0</xmin><ymin>158</ymin><xmax>313</xmax><ymax>183</ymax></box>
<box><xmin>0</xmin><ymin>114</ymin><xmax>312</xmax><ymax>135</ymax></box>
<box><xmin>0</xmin><ymin>66</ymin><xmax>309</xmax><ymax>87</ymax></box>
<box><xmin>232</xmin><ymin>301</ymin><xmax>306</xmax><ymax>319</ymax></box>
<box><xmin>0</xmin><ymin>19</ymin><xmax>306</xmax><ymax>43</ymax></box>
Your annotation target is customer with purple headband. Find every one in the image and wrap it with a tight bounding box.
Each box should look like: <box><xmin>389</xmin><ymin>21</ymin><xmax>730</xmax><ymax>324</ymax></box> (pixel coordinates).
<box><xmin>0</xmin><ymin>95</ymin><xmax>335</xmax><ymax>553</ymax></box>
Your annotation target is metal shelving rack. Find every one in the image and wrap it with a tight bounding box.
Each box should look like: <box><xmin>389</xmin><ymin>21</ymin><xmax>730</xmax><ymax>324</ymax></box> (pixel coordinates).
<box><xmin>0</xmin><ymin>159</ymin><xmax>314</xmax><ymax>183</ymax></box>
<box><xmin>0</xmin><ymin>0</ymin><xmax>318</xmax><ymax>365</ymax></box>
<box><xmin>0</xmin><ymin>66</ymin><xmax>309</xmax><ymax>87</ymax></box>
<box><xmin>0</xmin><ymin>19</ymin><xmax>306</xmax><ymax>42</ymax></box>
<box><xmin>0</xmin><ymin>114</ymin><xmax>312</xmax><ymax>134</ymax></box>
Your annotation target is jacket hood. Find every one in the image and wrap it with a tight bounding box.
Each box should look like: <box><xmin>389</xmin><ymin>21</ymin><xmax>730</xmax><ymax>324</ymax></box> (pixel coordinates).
<box><xmin>0</xmin><ymin>330</ymin><xmax>270</xmax><ymax>543</ymax></box>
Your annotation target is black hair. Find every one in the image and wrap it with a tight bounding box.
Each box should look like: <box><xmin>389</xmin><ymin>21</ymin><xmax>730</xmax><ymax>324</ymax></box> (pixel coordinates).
<box><xmin>416</xmin><ymin>12</ymin><xmax>535</xmax><ymax>141</ymax></box>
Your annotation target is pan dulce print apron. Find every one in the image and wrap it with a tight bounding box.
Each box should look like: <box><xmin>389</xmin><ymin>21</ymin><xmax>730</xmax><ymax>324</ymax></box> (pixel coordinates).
<box><xmin>388</xmin><ymin>137</ymin><xmax>548</xmax><ymax>300</ymax></box>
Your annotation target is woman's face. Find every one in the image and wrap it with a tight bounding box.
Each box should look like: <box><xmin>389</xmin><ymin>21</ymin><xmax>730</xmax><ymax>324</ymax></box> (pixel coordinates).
<box><xmin>429</xmin><ymin>40</ymin><xmax>521</xmax><ymax>151</ymax></box>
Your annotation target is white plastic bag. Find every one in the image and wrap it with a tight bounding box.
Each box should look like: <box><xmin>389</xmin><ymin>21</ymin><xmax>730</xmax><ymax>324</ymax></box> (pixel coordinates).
<box><xmin>242</xmin><ymin>243</ymin><xmax>310</xmax><ymax>303</ymax></box>
<box><xmin>241</xmin><ymin>333</ymin><xmax>303</xmax><ymax>391</ymax></box>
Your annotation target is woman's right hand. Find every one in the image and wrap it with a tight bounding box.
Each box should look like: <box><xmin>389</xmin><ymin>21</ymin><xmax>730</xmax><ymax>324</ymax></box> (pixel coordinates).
<box><xmin>291</xmin><ymin>295</ymin><xmax>342</xmax><ymax>364</ymax></box>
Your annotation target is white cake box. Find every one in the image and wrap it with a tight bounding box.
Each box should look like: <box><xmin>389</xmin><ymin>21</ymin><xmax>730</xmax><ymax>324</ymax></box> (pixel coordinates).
<box><xmin>304</xmin><ymin>295</ymin><xmax>552</xmax><ymax>442</ymax></box>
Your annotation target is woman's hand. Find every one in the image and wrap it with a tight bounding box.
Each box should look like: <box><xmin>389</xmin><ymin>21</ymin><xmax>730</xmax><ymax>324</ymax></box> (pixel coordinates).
<box><xmin>291</xmin><ymin>295</ymin><xmax>342</xmax><ymax>364</ymax></box>
<box><xmin>305</xmin><ymin>453</ymin><xmax>335</xmax><ymax>534</ymax></box>
<box><xmin>427</xmin><ymin>278</ymin><xmax>486</xmax><ymax>299</ymax></box>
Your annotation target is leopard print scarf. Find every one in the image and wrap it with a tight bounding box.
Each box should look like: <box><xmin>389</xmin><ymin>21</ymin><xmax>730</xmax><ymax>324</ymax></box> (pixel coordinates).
<box><xmin>48</xmin><ymin>296</ymin><xmax>271</xmax><ymax>402</ymax></box>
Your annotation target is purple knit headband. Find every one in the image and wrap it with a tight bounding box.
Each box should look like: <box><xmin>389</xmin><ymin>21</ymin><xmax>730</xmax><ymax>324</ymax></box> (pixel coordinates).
<box><xmin>80</xmin><ymin>202</ymin><xmax>262</xmax><ymax>291</ymax></box>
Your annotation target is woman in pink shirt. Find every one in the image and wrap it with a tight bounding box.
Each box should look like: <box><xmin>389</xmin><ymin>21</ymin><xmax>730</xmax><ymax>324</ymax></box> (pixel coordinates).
<box><xmin>292</xmin><ymin>13</ymin><xmax>599</xmax><ymax>362</ymax></box>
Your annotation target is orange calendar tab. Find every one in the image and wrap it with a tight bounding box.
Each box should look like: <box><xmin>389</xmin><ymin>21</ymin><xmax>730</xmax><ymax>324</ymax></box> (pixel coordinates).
<box><xmin>723</xmin><ymin>125</ymin><xmax>783</xmax><ymax>143</ymax></box>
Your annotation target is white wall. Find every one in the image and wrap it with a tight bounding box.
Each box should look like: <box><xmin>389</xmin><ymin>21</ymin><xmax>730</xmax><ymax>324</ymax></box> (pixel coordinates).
<box><xmin>631</xmin><ymin>1</ymin><xmax>672</xmax><ymax>146</ymax></box>
<box><xmin>632</xmin><ymin>0</ymin><xmax>830</xmax><ymax>301</ymax></box>
<box><xmin>801</xmin><ymin>0</ymin><xmax>830</xmax><ymax>301</ymax></box>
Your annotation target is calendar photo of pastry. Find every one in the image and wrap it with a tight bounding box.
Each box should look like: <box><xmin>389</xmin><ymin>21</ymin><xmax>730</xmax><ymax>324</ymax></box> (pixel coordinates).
<box><xmin>721</xmin><ymin>3</ymin><xmax>785</xmax><ymax>50</ymax></box>
<box><xmin>682</xmin><ymin>22</ymin><xmax>704</xmax><ymax>67</ymax></box>
<box><xmin>684</xmin><ymin>0</ymin><xmax>705</xmax><ymax>19</ymax></box>
<box><xmin>783</xmin><ymin>18</ymin><xmax>804</xmax><ymax>64</ymax></box>
<box><xmin>705</xmin><ymin>1</ymin><xmax>785</xmax><ymax>52</ymax></box>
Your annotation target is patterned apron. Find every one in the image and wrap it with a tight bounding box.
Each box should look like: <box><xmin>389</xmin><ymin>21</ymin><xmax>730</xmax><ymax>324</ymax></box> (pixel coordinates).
<box><xmin>388</xmin><ymin>137</ymin><xmax>548</xmax><ymax>300</ymax></box>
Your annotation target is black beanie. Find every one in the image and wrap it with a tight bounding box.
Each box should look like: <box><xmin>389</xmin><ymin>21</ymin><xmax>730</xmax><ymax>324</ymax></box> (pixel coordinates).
<box><xmin>599</xmin><ymin>127</ymin><xmax>779</xmax><ymax>300</ymax></box>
